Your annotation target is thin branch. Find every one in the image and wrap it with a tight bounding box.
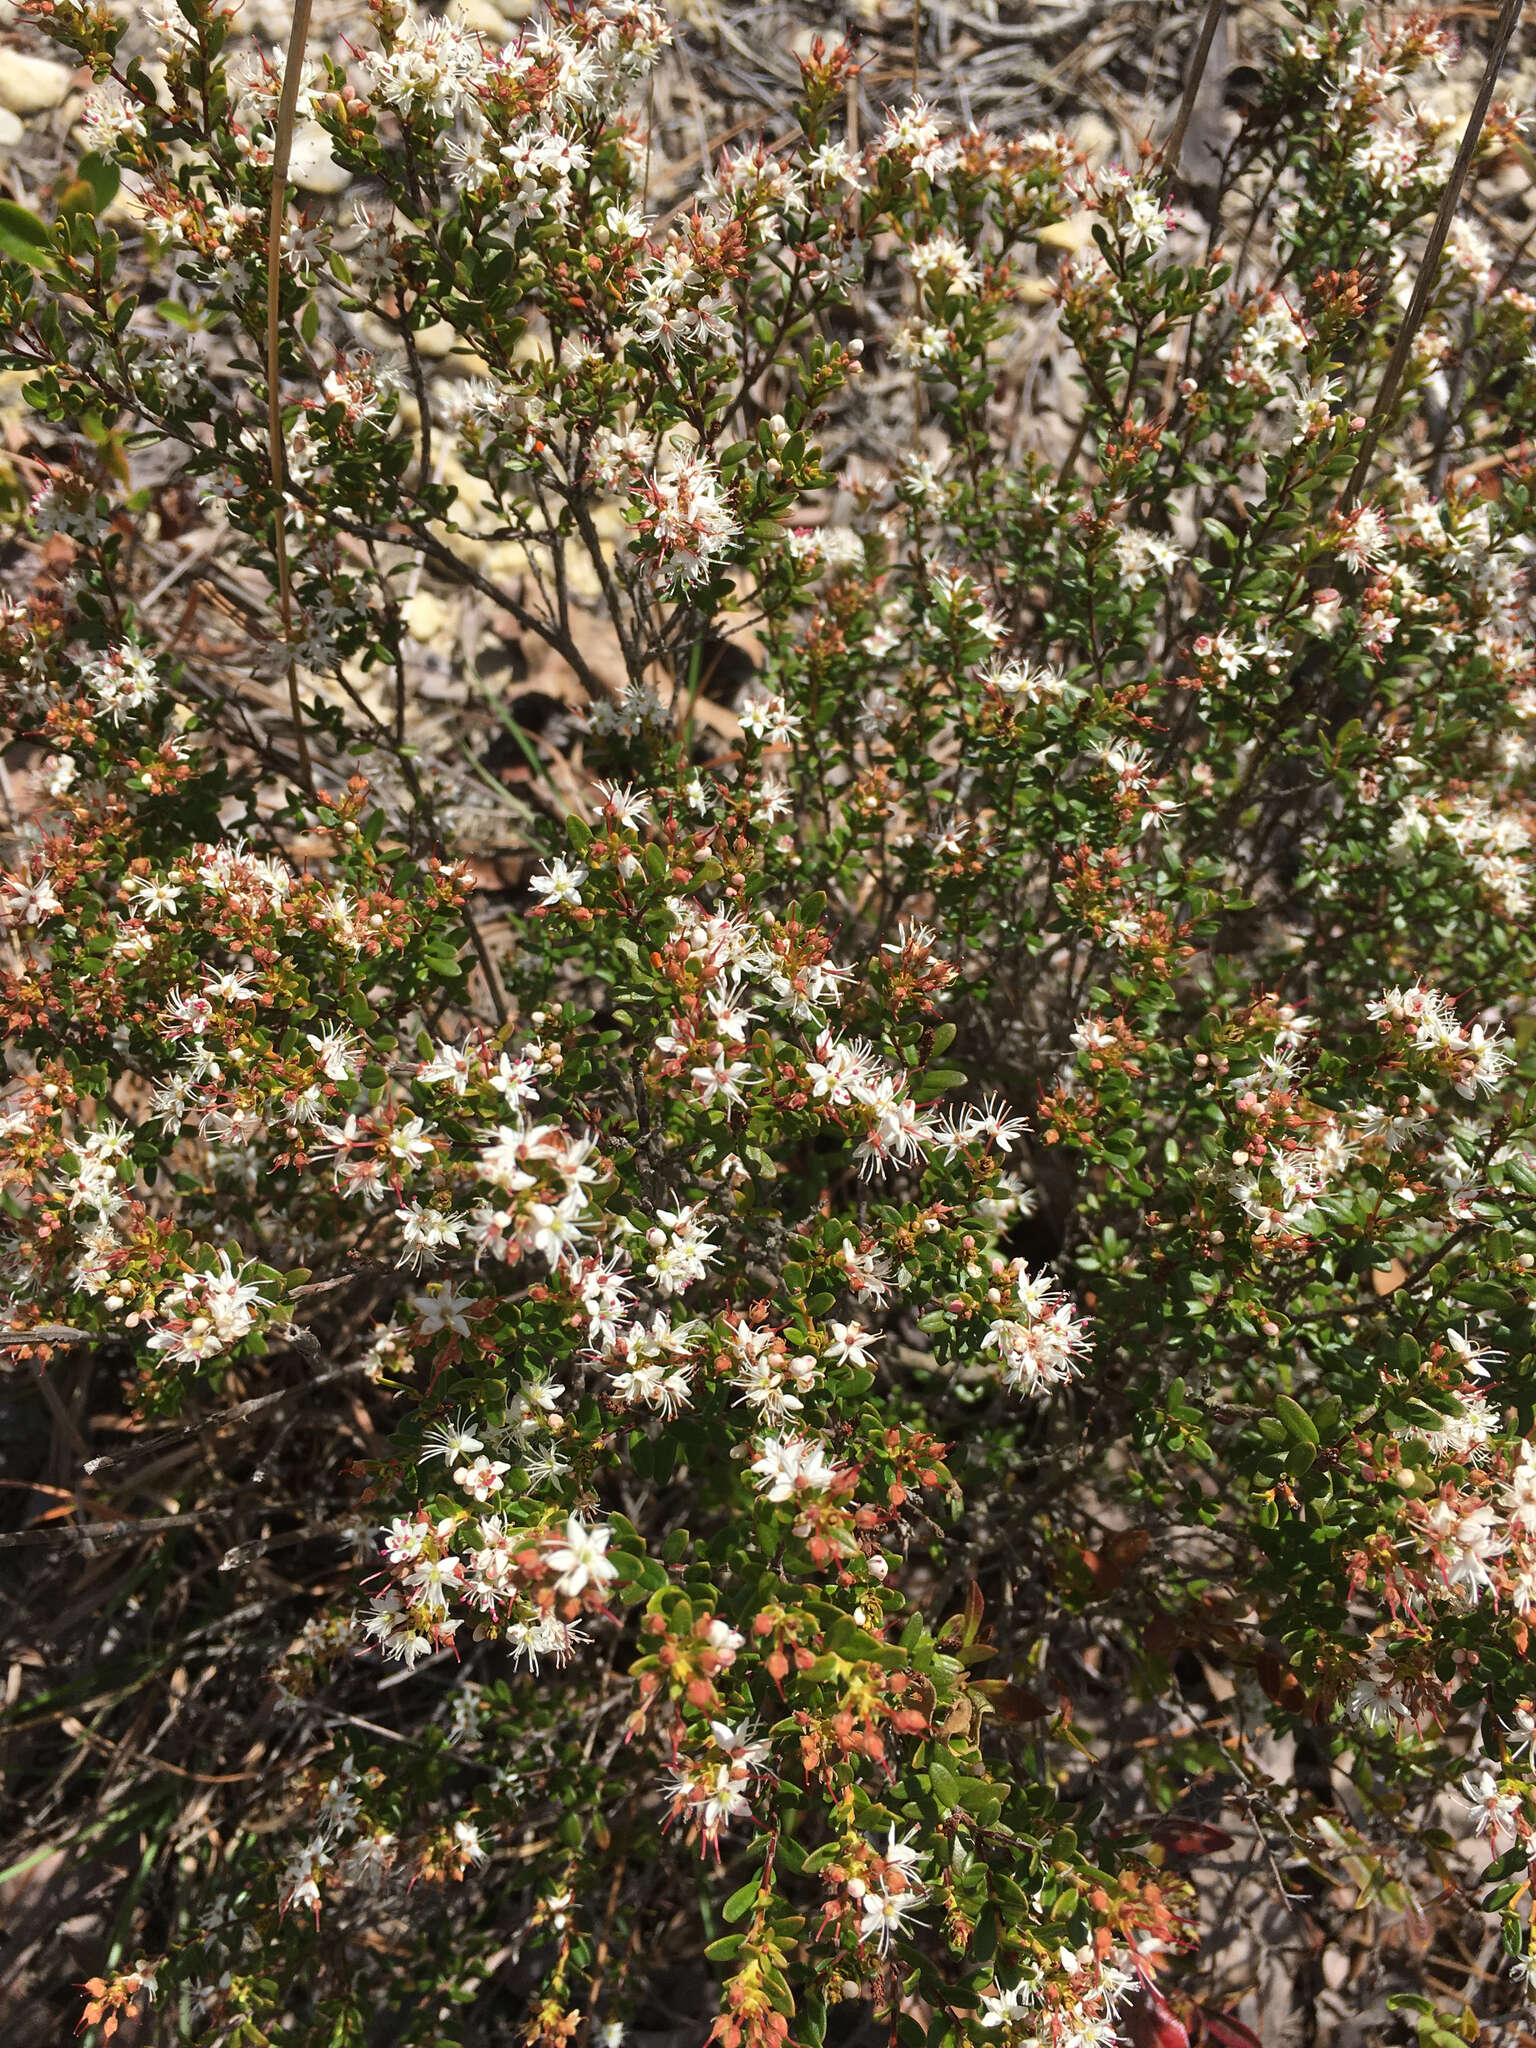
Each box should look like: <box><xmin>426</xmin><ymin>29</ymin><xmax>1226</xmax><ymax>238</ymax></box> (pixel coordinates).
<box><xmin>57</xmin><ymin>1714</ymin><xmax>265</xmax><ymax>1784</ymax></box>
<box><xmin>266</xmin><ymin>0</ymin><xmax>318</xmax><ymax>796</ymax></box>
<box><xmin>0</xmin><ymin>1324</ymin><xmax>112</xmax><ymax>1347</ymax></box>
<box><xmin>1162</xmin><ymin>0</ymin><xmax>1226</xmax><ymax>178</ymax></box>
<box><xmin>79</xmin><ymin>1365</ymin><xmax>373</xmax><ymax>1480</ymax></box>
<box><xmin>463</xmin><ymin>906</ymin><xmax>511</xmax><ymax>1027</ymax></box>
<box><xmin>322</xmin><ymin>504</ymin><xmax>613</xmax><ymax>704</ymax></box>
<box><xmin>1342</xmin><ymin>0</ymin><xmax>1525</xmax><ymax>508</ymax></box>
<box><xmin>0</xmin><ymin>1512</ymin><xmax>209</xmax><ymax>1554</ymax></box>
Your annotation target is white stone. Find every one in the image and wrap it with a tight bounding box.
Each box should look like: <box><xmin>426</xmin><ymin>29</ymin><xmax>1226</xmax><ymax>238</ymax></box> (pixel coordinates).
<box><xmin>1072</xmin><ymin>114</ymin><xmax>1118</xmax><ymax>170</ymax></box>
<box><xmin>0</xmin><ymin>52</ymin><xmax>74</xmax><ymax>115</ymax></box>
<box><xmin>0</xmin><ymin>108</ymin><xmax>22</xmax><ymax>148</ymax></box>
<box><xmin>412</xmin><ymin>320</ymin><xmax>462</xmax><ymax>360</ymax></box>
<box><xmin>451</xmin><ymin>0</ymin><xmax>511</xmax><ymax>31</ymax></box>
<box><xmin>450</xmin><ymin>0</ymin><xmax>536</xmax><ymax>28</ymax></box>
<box><xmin>287</xmin><ymin>121</ymin><xmax>351</xmax><ymax>197</ymax></box>
<box><xmin>405</xmin><ymin>592</ymin><xmax>449</xmax><ymax>644</ymax></box>
<box><xmin>1035</xmin><ymin>212</ymin><xmax>1096</xmax><ymax>255</ymax></box>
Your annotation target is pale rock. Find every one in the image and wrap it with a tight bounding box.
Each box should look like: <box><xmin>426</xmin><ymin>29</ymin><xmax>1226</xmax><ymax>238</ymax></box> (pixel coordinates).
<box><xmin>450</xmin><ymin>0</ymin><xmax>513</xmax><ymax>31</ymax></box>
<box><xmin>357</xmin><ymin>312</ymin><xmax>405</xmax><ymax>355</ymax></box>
<box><xmin>1035</xmin><ymin>212</ymin><xmax>1096</xmax><ymax>255</ymax></box>
<box><xmin>433</xmin><ymin>344</ymin><xmax>492</xmax><ymax>378</ymax></box>
<box><xmin>288</xmin><ymin>121</ymin><xmax>351</xmax><ymax>197</ymax></box>
<box><xmin>412</xmin><ymin>320</ymin><xmax>463</xmax><ymax>360</ymax></box>
<box><xmin>0</xmin><ymin>51</ymin><xmax>74</xmax><ymax>115</ymax></box>
<box><xmin>450</xmin><ymin>0</ymin><xmax>536</xmax><ymax>27</ymax></box>
<box><xmin>1072</xmin><ymin>113</ymin><xmax>1118</xmax><ymax>170</ymax></box>
<box><xmin>1320</xmin><ymin>1947</ymin><xmax>1351</xmax><ymax>1993</ymax></box>
<box><xmin>440</xmin><ymin>454</ymin><xmax>499</xmax><ymax>535</ymax></box>
<box><xmin>0</xmin><ymin>108</ymin><xmax>22</xmax><ymax>148</ymax></box>
<box><xmin>248</xmin><ymin>0</ymin><xmax>301</xmax><ymax>33</ymax></box>
<box><xmin>405</xmin><ymin>592</ymin><xmax>449</xmax><ymax>644</ymax></box>
<box><xmin>358</xmin><ymin>311</ymin><xmax>468</xmax><ymax>365</ymax></box>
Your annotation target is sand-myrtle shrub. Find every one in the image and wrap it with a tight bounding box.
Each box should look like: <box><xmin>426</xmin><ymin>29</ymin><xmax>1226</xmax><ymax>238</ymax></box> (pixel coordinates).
<box><xmin>2</xmin><ymin>1</ymin><xmax>1536</xmax><ymax>2042</ymax></box>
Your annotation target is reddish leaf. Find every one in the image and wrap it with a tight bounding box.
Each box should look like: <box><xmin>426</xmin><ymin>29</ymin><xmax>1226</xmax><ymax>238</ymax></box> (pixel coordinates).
<box><xmin>1255</xmin><ymin>1651</ymin><xmax>1307</xmax><ymax>1713</ymax></box>
<box><xmin>961</xmin><ymin>1578</ymin><xmax>985</xmax><ymax>1643</ymax></box>
<box><xmin>1197</xmin><ymin>2008</ymin><xmax>1263</xmax><ymax>2048</ymax></box>
<box><xmin>1146</xmin><ymin>1819</ymin><xmax>1235</xmax><ymax>1858</ymax></box>
<box><xmin>1143</xmin><ymin>1610</ymin><xmax>1183</xmax><ymax>1657</ymax></box>
<box><xmin>1125</xmin><ymin>1987</ymin><xmax>1191</xmax><ymax>2048</ymax></box>
<box><xmin>973</xmin><ymin>1679</ymin><xmax>1049</xmax><ymax>1721</ymax></box>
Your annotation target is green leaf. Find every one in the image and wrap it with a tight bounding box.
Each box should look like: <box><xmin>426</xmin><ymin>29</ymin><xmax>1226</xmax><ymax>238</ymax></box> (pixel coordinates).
<box><xmin>927</xmin><ymin>1752</ymin><xmax>962</xmax><ymax>1808</ymax></box>
<box><xmin>911</xmin><ymin>1067</ymin><xmax>967</xmax><ymax>1102</ymax></box>
<box><xmin>77</xmin><ymin>152</ymin><xmax>122</xmax><ymax>214</ymax></box>
<box><xmin>1275</xmin><ymin>1395</ymin><xmax>1319</xmax><ymax>1446</ymax></box>
<box><xmin>0</xmin><ymin>199</ymin><xmax>56</xmax><ymax>272</ymax></box>
<box><xmin>722</xmin><ymin>1877</ymin><xmax>761</xmax><ymax>1924</ymax></box>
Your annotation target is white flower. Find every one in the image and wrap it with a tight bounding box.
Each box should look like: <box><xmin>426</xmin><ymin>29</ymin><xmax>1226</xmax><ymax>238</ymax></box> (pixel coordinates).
<box><xmin>978</xmin><ymin>1981</ymin><xmax>1037</xmax><ymax>2029</ymax></box>
<box><xmin>421</xmin><ymin>1413</ymin><xmax>484</xmax><ymax>1465</ymax></box>
<box><xmin>414</xmin><ymin>1281</ymin><xmax>475</xmax><ymax>1338</ymax></box>
<box><xmin>530</xmin><ymin>857</ymin><xmax>588</xmax><ymax>909</ymax></box>
<box><xmin>452</xmin><ymin>1819</ymin><xmax>489</xmax><ymax>1865</ymax></box>
<box><xmin>1345</xmin><ymin>1645</ymin><xmax>1415</xmax><ymax>1732</ymax></box>
<box><xmin>749</xmin><ymin>1432</ymin><xmax>840</xmax><ymax>1501</ymax></box>
<box><xmin>529</xmin><ymin>1193</ymin><xmax>591</xmax><ymax>1269</ymax></box>
<box><xmin>858</xmin><ymin>1886</ymin><xmax>924</xmax><ymax>1952</ymax></box>
<box><xmin>79</xmin><ymin>640</ymin><xmax>161</xmax><ymax>721</ymax></box>
<box><xmin>387</xmin><ymin>1116</ymin><xmax>437</xmax><ymax>1170</ymax></box>
<box><xmin>544</xmin><ymin>1516</ymin><xmax>618</xmax><ymax>1598</ymax></box>
<box><xmin>825</xmin><ymin>1320</ymin><xmax>879</xmax><ymax>1369</ymax></box>
<box><xmin>453</xmin><ymin>1455</ymin><xmax>510</xmax><ymax>1502</ymax></box>
<box><xmin>691</xmin><ymin>1053</ymin><xmax>756</xmax><ymax>1109</ymax></box>
<box><xmin>1112</xmin><ymin>527</ymin><xmax>1182</xmax><ymax>590</ymax></box>
<box><xmin>418</xmin><ymin>1040</ymin><xmax>473</xmax><ymax>1093</ymax></box>
<box><xmin>738</xmin><ymin>693</ymin><xmax>803</xmax><ymax>744</ymax></box>
<box><xmin>875</xmin><ymin>1825</ymin><xmax>926</xmax><ymax>1874</ymax></box>
<box><xmin>1461</xmin><ymin>1766</ymin><xmax>1524</xmax><ymax>1841</ymax></box>
<box><xmin>637</xmin><ymin>453</ymin><xmax>740</xmax><ymax>585</ymax></box>
<box><xmin>395</xmin><ymin>1202</ymin><xmax>465</xmax><ymax>1270</ymax></box>
<box><xmin>408</xmin><ymin>1553</ymin><xmax>464</xmax><ymax>1613</ymax></box>
<box><xmin>124</xmin><ymin>875</ymin><xmax>182</xmax><ymax>919</ymax></box>
<box><xmin>643</xmin><ymin>1203</ymin><xmax>719</xmax><ymax>1296</ymax></box>
<box><xmin>306</xmin><ymin>1024</ymin><xmax>362</xmax><ymax>1083</ymax></box>
<box><xmin>2</xmin><ymin>867</ymin><xmax>62</xmax><ymax>926</ymax></box>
